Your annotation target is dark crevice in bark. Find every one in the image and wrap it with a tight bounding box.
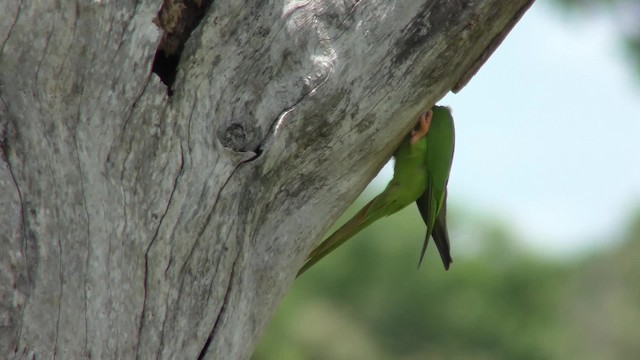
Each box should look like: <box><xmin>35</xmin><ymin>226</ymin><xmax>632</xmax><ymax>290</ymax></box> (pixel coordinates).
<box><xmin>136</xmin><ymin>146</ymin><xmax>185</xmax><ymax>360</ymax></box>
<box><xmin>198</xmin><ymin>253</ymin><xmax>238</xmax><ymax>360</ymax></box>
<box><xmin>0</xmin><ymin>97</ymin><xmax>8</xmax><ymax>162</ymax></box>
<box><xmin>73</xmin><ymin>101</ymin><xmax>92</xmax><ymax>354</ymax></box>
<box><xmin>3</xmin><ymin>116</ymin><xmax>29</xmax><ymax>355</ymax></box>
<box><xmin>249</xmin><ymin>70</ymin><xmax>331</xmax><ymax>161</ymax></box>
<box><xmin>0</xmin><ymin>0</ymin><xmax>23</xmax><ymax>55</ymax></box>
<box><xmin>32</xmin><ymin>26</ymin><xmax>65</xmax><ymax>358</ymax></box>
<box><xmin>152</xmin><ymin>0</ymin><xmax>215</xmax><ymax>94</ymax></box>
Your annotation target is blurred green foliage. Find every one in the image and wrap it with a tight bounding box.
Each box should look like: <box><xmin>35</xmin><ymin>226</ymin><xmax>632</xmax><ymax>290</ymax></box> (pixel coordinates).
<box><xmin>254</xmin><ymin>202</ymin><xmax>640</xmax><ymax>360</ymax></box>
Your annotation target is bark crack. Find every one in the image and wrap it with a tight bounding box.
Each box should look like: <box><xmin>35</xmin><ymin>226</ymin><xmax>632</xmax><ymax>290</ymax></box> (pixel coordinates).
<box><xmin>253</xmin><ymin>69</ymin><xmax>331</xmax><ymax>159</ymax></box>
<box><xmin>161</xmin><ymin>145</ymin><xmax>251</xmax><ymax>358</ymax></box>
<box><xmin>32</xmin><ymin>25</ymin><xmax>66</xmax><ymax>358</ymax></box>
<box><xmin>0</xmin><ymin>0</ymin><xmax>23</xmax><ymax>55</ymax></box>
<box><xmin>54</xmin><ymin>3</ymin><xmax>78</xmax><ymax>85</ymax></box>
<box><xmin>113</xmin><ymin>71</ymin><xmax>155</xmax><ymax>167</ymax></box>
<box><xmin>70</xmin><ymin>18</ymin><xmax>97</xmax><ymax>353</ymax></box>
<box><xmin>135</xmin><ymin>143</ymin><xmax>185</xmax><ymax>360</ymax></box>
<box><xmin>3</xmin><ymin>103</ymin><xmax>29</xmax><ymax>355</ymax></box>
<box><xmin>162</xmin><ymin>170</ymin><xmax>234</xmax><ymax>357</ymax></box>
<box><xmin>197</xmin><ymin>251</ymin><xmax>239</xmax><ymax>360</ymax></box>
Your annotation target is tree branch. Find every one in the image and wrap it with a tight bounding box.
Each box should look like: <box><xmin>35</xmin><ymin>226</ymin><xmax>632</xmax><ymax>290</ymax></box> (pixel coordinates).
<box><xmin>0</xmin><ymin>0</ymin><xmax>533</xmax><ymax>358</ymax></box>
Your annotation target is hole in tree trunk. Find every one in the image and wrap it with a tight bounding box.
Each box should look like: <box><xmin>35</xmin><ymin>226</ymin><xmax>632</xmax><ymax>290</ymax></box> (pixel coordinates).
<box><xmin>151</xmin><ymin>0</ymin><xmax>214</xmax><ymax>95</ymax></box>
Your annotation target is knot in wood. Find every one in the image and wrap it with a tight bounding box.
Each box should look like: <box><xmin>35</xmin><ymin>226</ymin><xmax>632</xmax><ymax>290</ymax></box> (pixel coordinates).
<box><xmin>219</xmin><ymin>123</ymin><xmax>247</xmax><ymax>152</ymax></box>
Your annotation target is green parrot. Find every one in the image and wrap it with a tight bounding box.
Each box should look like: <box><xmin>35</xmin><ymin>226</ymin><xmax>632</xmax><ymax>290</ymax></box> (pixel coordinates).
<box><xmin>298</xmin><ymin>106</ymin><xmax>455</xmax><ymax>276</ymax></box>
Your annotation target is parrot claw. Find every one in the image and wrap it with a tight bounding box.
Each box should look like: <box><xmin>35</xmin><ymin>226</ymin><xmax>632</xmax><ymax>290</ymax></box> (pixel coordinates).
<box><xmin>410</xmin><ymin>110</ymin><xmax>432</xmax><ymax>144</ymax></box>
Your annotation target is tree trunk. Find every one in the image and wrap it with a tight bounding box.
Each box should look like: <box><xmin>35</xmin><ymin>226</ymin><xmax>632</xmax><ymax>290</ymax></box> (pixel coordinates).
<box><xmin>0</xmin><ymin>0</ymin><xmax>533</xmax><ymax>358</ymax></box>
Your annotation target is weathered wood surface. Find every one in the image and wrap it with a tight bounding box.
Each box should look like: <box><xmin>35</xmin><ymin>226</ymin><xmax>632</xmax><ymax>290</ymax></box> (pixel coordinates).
<box><xmin>0</xmin><ymin>0</ymin><xmax>533</xmax><ymax>358</ymax></box>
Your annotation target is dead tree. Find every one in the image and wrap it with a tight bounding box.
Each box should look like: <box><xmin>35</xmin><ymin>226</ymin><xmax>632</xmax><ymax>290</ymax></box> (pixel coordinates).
<box><xmin>0</xmin><ymin>0</ymin><xmax>533</xmax><ymax>358</ymax></box>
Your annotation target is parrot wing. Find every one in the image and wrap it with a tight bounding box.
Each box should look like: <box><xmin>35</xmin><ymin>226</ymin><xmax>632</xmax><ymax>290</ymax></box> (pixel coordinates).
<box><xmin>416</xmin><ymin>187</ymin><xmax>452</xmax><ymax>270</ymax></box>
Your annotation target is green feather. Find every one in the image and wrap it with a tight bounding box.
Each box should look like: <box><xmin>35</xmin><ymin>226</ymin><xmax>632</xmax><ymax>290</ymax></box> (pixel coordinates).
<box><xmin>415</xmin><ymin>106</ymin><xmax>455</xmax><ymax>269</ymax></box>
<box><xmin>298</xmin><ymin>106</ymin><xmax>455</xmax><ymax>276</ymax></box>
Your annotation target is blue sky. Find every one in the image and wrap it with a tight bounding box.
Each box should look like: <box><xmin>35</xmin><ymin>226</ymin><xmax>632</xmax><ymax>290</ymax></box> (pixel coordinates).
<box><xmin>375</xmin><ymin>1</ymin><xmax>640</xmax><ymax>256</ymax></box>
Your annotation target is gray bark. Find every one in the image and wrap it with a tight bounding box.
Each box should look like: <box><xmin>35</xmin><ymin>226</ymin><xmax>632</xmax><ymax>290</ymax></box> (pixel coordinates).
<box><xmin>0</xmin><ymin>0</ymin><xmax>533</xmax><ymax>358</ymax></box>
